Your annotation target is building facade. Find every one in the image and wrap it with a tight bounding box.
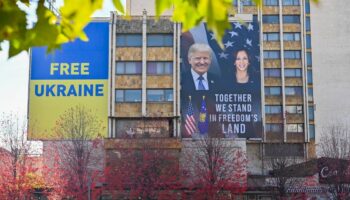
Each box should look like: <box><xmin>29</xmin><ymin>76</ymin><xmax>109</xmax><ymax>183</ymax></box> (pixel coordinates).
<box><xmin>108</xmin><ymin>0</ymin><xmax>315</xmax><ymax>175</ymax></box>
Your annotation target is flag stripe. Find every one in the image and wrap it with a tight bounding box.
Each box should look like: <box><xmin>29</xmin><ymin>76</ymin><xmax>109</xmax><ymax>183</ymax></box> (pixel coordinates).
<box><xmin>185</xmin><ymin>98</ymin><xmax>196</xmax><ymax>136</ymax></box>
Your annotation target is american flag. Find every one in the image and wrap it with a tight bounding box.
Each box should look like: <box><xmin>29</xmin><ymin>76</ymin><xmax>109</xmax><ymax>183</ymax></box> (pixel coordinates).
<box><xmin>185</xmin><ymin>96</ymin><xmax>196</xmax><ymax>136</ymax></box>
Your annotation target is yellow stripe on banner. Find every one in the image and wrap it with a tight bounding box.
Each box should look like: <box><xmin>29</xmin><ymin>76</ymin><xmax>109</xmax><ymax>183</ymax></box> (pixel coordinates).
<box><xmin>28</xmin><ymin>80</ymin><xmax>108</xmax><ymax>140</ymax></box>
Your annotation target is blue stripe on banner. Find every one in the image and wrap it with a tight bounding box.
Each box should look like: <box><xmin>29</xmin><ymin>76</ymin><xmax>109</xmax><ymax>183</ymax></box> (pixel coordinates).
<box><xmin>31</xmin><ymin>22</ymin><xmax>109</xmax><ymax>80</ymax></box>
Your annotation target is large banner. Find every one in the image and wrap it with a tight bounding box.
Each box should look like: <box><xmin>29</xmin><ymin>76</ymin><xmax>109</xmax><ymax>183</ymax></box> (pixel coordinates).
<box><xmin>28</xmin><ymin>22</ymin><xmax>109</xmax><ymax>139</ymax></box>
<box><xmin>181</xmin><ymin>21</ymin><xmax>262</xmax><ymax>138</ymax></box>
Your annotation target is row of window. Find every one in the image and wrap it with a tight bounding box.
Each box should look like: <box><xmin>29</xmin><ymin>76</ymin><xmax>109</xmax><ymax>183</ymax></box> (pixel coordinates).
<box><xmin>263</xmin><ymin>0</ymin><xmax>300</xmax><ymax>6</ymax></box>
<box><xmin>264</xmin><ymin>68</ymin><xmax>302</xmax><ymax>77</ymax></box>
<box><xmin>116</xmin><ymin>89</ymin><xmax>173</xmax><ymax>102</ymax></box>
<box><xmin>265</xmin><ymin>86</ymin><xmax>313</xmax><ymax>102</ymax></box>
<box><xmin>265</xmin><ymin>105</ymin><xmax>303</xmax><ymax>114</ymax></box>
<box><xmin>265</xmin><ymin>86</ymin><xmax>303</xmax><ymax>96</ymax></box>
<box><xmin>264</xmin><ymin>50</ymin><xmax>301</xmax><ymax>59</ymax></box>
<box><xmin>263</xmin><ymin>15</ymin><xmax>300</xmax><ymax>24</ymax></box>
<box><xmin>116</xmin><ymin>34</ymin><xmax>173</xmax><ymax>47</ymax></box>
<box><xmin>116</xmin><ymin>62</ymin><xmax>173</xmax><ymax>75</ymax></box>
<box><xmin>266</xmin><ymin>123</ymin><xmax>304</xmax><ymax>133</ymax></box>
<box><xmin>263</xmin><ymin>32</ymin><xmax>301</xmax><ymax>41</ymax></box>
<box><xmin>234</xmin><ymin>0</ymin><xmax>300</xmax><ymax>6</ymax></box>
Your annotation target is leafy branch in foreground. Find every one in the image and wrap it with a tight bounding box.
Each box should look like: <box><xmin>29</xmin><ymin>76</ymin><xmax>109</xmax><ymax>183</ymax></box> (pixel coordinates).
<box><xmin>1</xmin><ymin>0</ymin><xmax>319</xmax><ymax>58</ymax></box>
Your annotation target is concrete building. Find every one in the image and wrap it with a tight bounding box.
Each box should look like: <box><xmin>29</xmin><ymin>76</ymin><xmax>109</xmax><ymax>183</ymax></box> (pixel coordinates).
<box><xmin>101</xmin><ymin>0</ymin><xmax>317</xmax><ymax>198</ymax></box>
<box><xmin>311</xmin><ymin>0</ymin><xmax>350</xmax><ymax>143</ymax></box>
<box><xmin>108</xmin><ymin>0</ymin><xmax>315</xmax><ymax>161</ymax></box>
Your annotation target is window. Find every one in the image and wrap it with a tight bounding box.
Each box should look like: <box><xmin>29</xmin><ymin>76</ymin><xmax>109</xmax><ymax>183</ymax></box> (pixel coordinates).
<box><xmin>307</xmin><ymin>52</ymin><xmax>312</xmax><ymax>66</ymax></box>
<box><xmin>305</xmin><ymin>0</ymin><xmax>310</xmax><ymax>14</ymax></box>
<box><xmin>266</xmin><ymin>123</ymin><xmax>283</xmax><ymax>133</ymax></box>
<box><xmin>306</xmin><ymin>17</ymin><xmax>311</xmax><ymax>32</ymax></box>
<box><xmin>264</xmin><ymin>50</ymin><xmax>280</xmax><ymax>59</ymax></box>
<box><xmin>147</xmin><ymin>62</ymin><xmax>173</xmax><ymax>75</ymax></box>
<box><xmin>263</xmin><ymin>15</ymin><xmax>279</xmax><ymax>24</ymax></box>
<box><xmin>265</xmin><ymin>105</ymin><xmax>282</xmax><ymax>114</ymax></box>
<box><xmin>306</xmin><ymin>34</ymin><xmax>312</xmax><ymax>49</ymax></box>
<box><xmin>264</xmin><ymin>68</ymin><xmax>281</xmax><ymax>77</ymax></box>
<box><xmin>309</xmin><ymin>106</ymin><xmax>315</xmax><ymax>120</ymax></box>
<box><xmin>286</xmin><ymin>124</ymin><xmax>304</xmax><ymax>133</ymax></box>
<box><xmin>285</xmin><ymin>68</ymin><xmax>302</xmax><ymax>77</ymax></box>
<box><xmin>308</xmin><ymin>88</ymin><xmax>313</xmax><ymax>101</ymax></box>
<box><xmin>283</xmin><ymin>33</ymin><xmax>300</xmax><ymax>41</ymax></box>
<box><xmin>263</xmin><ymin>33</ymin><xmax>280</xmax><ymax>41</ymax></box>
<box><xmin>283</xmin><ymin>15</ymin><xmax>300</xmax><ymax>24</ymax></box>
<box><xmin>147</xmin><ymin>34</ymin><xmax>173</xmax><ymax>47</ymax></box>
<box><xmin>264</xmin><ymin>0</ymin><xmax>278</xmax><ymax>6</ymax></box>
<box><xmin>265</xmin><ymin>144</ymin><xmax>304</xmax><ymax>157</ymax></box>
<box><xmin>265</xmin><ymin>86</ymin><xmax>282</xmax><ymax>96</ymax></box>
<box><xmin>282</xmin><ymin>0</ymin><xmax>299</xmax><ymax>6</ymax></box>
<box><xmin>116</xmin><ymin>62</ymin><xmax>142</xmax><ymax>74</ymax></box>
<box><xmin>307</xmin><ymin>70</ymin><xmax>313</xmax><ymax>84</ymax></box>
<box><xmin>242</xmin><ymin>0</ymin><xmax>254</xmax><ymax>6</ymax></box>
<box><xmin>147</xmin><ymin>89</ymin><xmax>173</xmax><ymax>102</ymax></box>
<box><xmin>286</xmin><ymin>105</ymin><xmax>303</xmax><ymax>114</ymax></box>
<box><xmin>284</xmin><ymin>50</ymin><xmax>301</xmax><ymax>59</ymax></box>
<box><xmin>233</xmin><ymin>0</ymin><xmax>238</xmax><ymax>6</ymax></box>
<box><xmin>116</xmin><ymin>34</ymin><xmax>142</xmax><ymax>47</ymax></box>
<box><xmin>115</xmin><ymin>90</ymin><xmax>142</xmax><ymax>102</ymax></box>
<box><xmin>285</xmin><ymin>86</ymin><xmax>303</xmax><ymax>96</ymax></box>
<box><xmin>309</xmin><ymin>124</ymin><xmax>315</xmax><ymax>139</ymax></box>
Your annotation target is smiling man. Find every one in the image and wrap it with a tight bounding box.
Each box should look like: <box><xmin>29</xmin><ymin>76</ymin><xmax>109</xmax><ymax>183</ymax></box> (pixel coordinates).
<box><xmin>181</xmin><ymin>43</ymin><xmax>219</xmax><ymax>91</ymax></box>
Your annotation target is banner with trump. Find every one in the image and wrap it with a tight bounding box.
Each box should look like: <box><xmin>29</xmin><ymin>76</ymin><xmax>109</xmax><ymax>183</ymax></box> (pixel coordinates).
<box><xmin>180</xmin><ymin>20</ymin><xmax>262</xmax><ymax>139</ymax></box>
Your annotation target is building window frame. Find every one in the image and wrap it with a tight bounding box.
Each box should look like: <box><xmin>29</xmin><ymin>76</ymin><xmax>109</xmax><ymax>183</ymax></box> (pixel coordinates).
<box><xmin>147</xmin><ymin>89</ymin><xmax>173</xmax><ymax>102</ymax></box>
<box><xmin>284</xmin><ymin>50</ymin><xmax>301</xmax><ymax>59</ymax></box>
<box><xmin>147</xmin><ymin>61</ymin><xmax>173</xmax><ymax>75</ymax></box>
<box><xmin>266</xmin><ymin>123</ymin><xmax>283</xmax><ymax>133</ymax></box>
<box><xmin>147</xmin><ymin>34</ymin><xmax>173</xmax><ymax>47</ymax></box>
<box><xmin>115</xmin><ymin>89</ymin><xmax>142</xmax><ymax>102</ymax></box>
<box><xmin>286</xmin><ymin>105</ymin><xmax>303</xmax><ymax>114</ymax></box>
<box><xmin>284</xmin><ymin>68</ymin><xmax>302</xmax><ymax>77</ymax></box>
<box><xmin>285</xmin><ymin>86</ymin><xmax>303</xmax><ymax>96</ymax></box>
<box><xmin>286</xmin><ymin>123</ymin><xmax>304</xmax><ymax>133</ymax></box>
<box><xmin>264</xmin><ymin>50</ymin><xmax>281</xmax><ymax>59</ymax></box>
<box><xmin>264</xmin><ymin>68</ymin><xmax>281</xmax><ymax>77</ymax></box>
<box><xmin>263</xmin><ymin>32</ymin><xmax>280</xmax><ymax>41</ymax></box>
<box><xmin>283</xmin><ymin>32</ymin><xmax>301</xmax><ymax>41</ymax></box>
<box><xmin>265</xmin><ymin>86</ymin><xmax>282</xmax><ymax>96</ymax></box>
<box><xmin>283</xmin><ymin>15</ymin><xmax>301</xmax><ymax>24</ymax></box>
<box><xmin>264</xmin><ymin>0</ymin><xmax>279</xmax><ymax>6</ymax></box>
<box><xmin>263</xmin><ymin>15</ymin><xmax>280</xmax><ymax>24</ymax></box>
<box><xmin>282</xmin><ymin>0</ymin><xmax>300</xmax><ymax>6</ymax></box>
<box><xmin>116</xmin><ymin>62</ymin><xmax>142</xmax><ymax>75</ymax></box>
<box><xmin>265</xmin><ymin>105</ymin><xmax>282</xmax><ymax>114</ymax></box>
<box><xmin>116</xmin><ymin>34</ymin><xmax>142</xmax><ymax>47</ymax></box>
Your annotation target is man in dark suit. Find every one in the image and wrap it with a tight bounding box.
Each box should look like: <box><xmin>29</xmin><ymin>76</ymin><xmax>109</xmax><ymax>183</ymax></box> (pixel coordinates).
<box><xmin>181</xmin><ymin>43</ymin><xmax>222</xmax><ymax>138</ymax></box>
<box><xmin>181</xmin><ymin>43</ymin><xmax>219</xmax><ymax>92</ymax></box>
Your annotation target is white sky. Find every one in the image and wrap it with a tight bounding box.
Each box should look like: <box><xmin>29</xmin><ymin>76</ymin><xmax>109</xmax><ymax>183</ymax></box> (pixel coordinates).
<box><xmin>0</xmin><ymin>0</ymin><xmax>119</xmax><ymax>118</ymax></box>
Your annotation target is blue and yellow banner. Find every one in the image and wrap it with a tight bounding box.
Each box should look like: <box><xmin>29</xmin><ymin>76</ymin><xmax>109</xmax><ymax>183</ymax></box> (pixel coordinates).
<box><xmin>28</xmin><ymin>22</ymin><xmax>109</xmax><ymax>139</ymax></box>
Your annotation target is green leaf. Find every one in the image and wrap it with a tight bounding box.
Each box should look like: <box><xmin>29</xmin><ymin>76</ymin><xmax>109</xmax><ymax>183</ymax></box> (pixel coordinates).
<box><xmin>112</xmin><ymin>0</ymin><xmax>125</xmax><ymax>14</ymax></box>
<box><xmin>155</xmin><ymin>0</ymin><xmax>173</xmax><ymax>16</ymax></box>
<box><xmin>60</xmin><ymin>0</ymin><xmax>104</xmax><ymax>41</ymax></box>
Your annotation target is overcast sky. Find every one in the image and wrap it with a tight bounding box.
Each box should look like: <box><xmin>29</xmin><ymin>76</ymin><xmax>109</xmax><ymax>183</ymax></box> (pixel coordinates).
<box><xmin>0</xmin><ymin>0</ymin><xmax>118</xmax><ymax>118</ymax></box>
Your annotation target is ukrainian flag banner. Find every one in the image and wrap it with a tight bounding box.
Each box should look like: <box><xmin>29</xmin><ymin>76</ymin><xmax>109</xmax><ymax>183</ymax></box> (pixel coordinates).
<box><xmin>28</xmin><ymin>21</ymin><xmax>109</xmax><ymax>139</ymax></box>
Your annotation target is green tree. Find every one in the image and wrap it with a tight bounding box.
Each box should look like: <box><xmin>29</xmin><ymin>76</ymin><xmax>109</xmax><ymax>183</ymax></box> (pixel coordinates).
<box><xmin>1</xmin><ymin>0</ymin><xmax>319</xmax><ymax>58</ymax></box>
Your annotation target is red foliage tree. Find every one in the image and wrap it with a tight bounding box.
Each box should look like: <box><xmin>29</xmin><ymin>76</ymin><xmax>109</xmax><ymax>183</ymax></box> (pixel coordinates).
<box><xmin>181</xmin><ymin>138</ymin><xmax>248</xmax><ymax>200</ymax></box>
<box><xmin>105</xmin><ymin>139</ymin><xmax>181</xmax><ymax>199</ymax></box>
<box><xmin>0</xmin><ymin>113</ymin><xmax>41</xmax><ymax>199</ymax></box>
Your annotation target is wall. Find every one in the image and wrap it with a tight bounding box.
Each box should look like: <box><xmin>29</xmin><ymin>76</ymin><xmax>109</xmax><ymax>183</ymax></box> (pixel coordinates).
<box><xmin>311</xmin><ymin>1</ymin><xmax>350</xmax><ymax>144</ymax></box>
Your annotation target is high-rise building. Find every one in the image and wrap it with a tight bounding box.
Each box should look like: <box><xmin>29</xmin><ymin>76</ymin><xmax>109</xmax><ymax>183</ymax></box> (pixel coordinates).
<box><xmin>109</xmin><ymin>0</ymin><xmax>315</xmax><ymax>172</ymax></box>
<box><xmin>30</xmin><ymin>0</ymin><xmax>321</xmax><ymax>198</ymax></box>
